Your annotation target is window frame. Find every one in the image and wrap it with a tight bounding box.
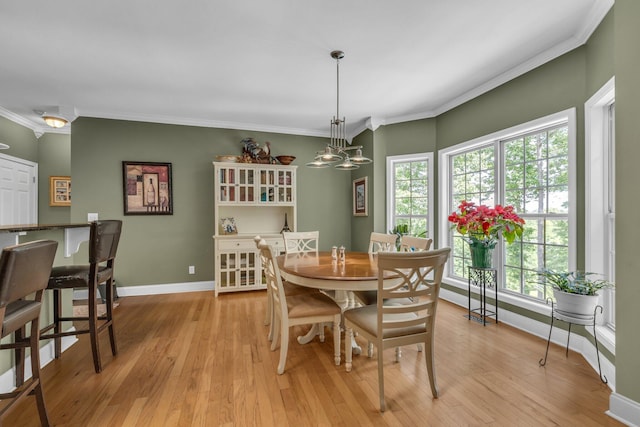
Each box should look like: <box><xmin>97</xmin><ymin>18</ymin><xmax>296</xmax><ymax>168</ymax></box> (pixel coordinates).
<box><xmin>585</xmin><ymin>77</ymin><xmax>616</xmax><ymax>336</ymax></box>
<box><xmin>439</xmin><ymin>108</ymin><xmax>576</xmax><ymax>312</ymax></box>
<box><xmin>386</xmin><ymin>152</ymin><xmax>434</xmax><ymax>240</ymax></box>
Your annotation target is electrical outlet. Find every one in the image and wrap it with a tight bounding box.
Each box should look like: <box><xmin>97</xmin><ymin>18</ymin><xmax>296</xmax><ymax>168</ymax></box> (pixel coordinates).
<box><xmin>87</xmin><ymin>213</ymin><xmax>99</xmax><ymax>222</ymax></box>
<box><xmin>188</xmin><ymin>265</ymin><xmax>195</xmax><ymax>275</ymax></box>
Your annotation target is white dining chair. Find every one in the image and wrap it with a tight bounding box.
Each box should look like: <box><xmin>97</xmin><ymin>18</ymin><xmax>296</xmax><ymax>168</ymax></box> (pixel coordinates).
<box><xmin>344</xmin><ymin>248</ymin><xmax>451</xmax><ymax>411</ymax></box>
<box><xmin>368</xmin><ymin>232</ymin><xmax>397</xmax><ymax>253</ymax></box>
<box><xmin>257</xmin><ymin>240</ymin><xmax>341</xmax><ymax>375</ymax></box>
<box><xmin>282</xmin><ymin>231</ymin><xmax>319</xmax><ymax>254</ymax></box>
<box><xmin>281</xmin><ymin>230</ymin><xmax>332</xmax><ymax>341</ymax></box>
<box><xmin>353</xmin><ymin>232</ymin><xmax>399</xmax><ymax>307</ymax></box>
<box><xmin>399</xmin><ymin>235</ymin><xmax>432</xmax><ymax>252</ymax></box>
<box><xmin>255</xmin><ymin>236</ymin><xmax>316</xmax><ymax>343</ymax></box>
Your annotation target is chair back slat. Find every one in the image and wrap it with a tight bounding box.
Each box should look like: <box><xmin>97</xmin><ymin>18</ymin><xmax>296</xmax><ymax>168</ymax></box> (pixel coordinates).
<box><xmin>399</xmin><ymin>235</ymin><xmax>432</xmax><ymax>252</ymax></box>
<box><xmin>282</xmin><ymin>231</ymin><xmax>319</xmax><ymax>254</ymax></box>
<box><xmin>368</xmin><ymin>232</ymin><xmax>397</xmax><ymax>253</ymax></box>
<box><xmin>257</xmin><ymin>241</ymin><xmax>287</xmax><ymax>313</ymax></box>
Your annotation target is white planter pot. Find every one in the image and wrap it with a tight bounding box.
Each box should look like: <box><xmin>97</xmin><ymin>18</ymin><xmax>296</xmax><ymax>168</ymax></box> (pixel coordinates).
<box><xmin>553</xmin><ymin>290</ymin><xmax>599</xmax><ymax>317</ymax></box>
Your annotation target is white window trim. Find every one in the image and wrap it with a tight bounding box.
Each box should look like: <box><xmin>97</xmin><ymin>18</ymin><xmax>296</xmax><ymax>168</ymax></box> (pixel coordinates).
<box><xmin>438</xmin><ymin>108</ymin><xmax>577</xmax><ymax>315</ymax></box>
<box><xmin>386</xmin><ymin>152</ymin><xmax>434</xmax><ymax>240</ymax></box>
<box><xmin>585</xmin><ymin>76</ymin><xmax>615</xmax><ymax>353</ymax></box>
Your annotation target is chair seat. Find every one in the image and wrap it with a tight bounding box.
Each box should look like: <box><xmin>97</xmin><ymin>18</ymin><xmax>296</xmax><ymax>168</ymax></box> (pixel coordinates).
<box><xmin>344</xmin><ymin>304</ymin><xmax>426</xmax><ymax>338</ymax></box>
<box><xmin>286</xmin><ymin>292</ymin><xmax>341</xmax><ymax>319</ymax></box>
<box><xmin>352</xmin><ymin>290</ymin><xmax>413</xmax><ymax>306</ymax></box>
<box><xmin>3</xmin><ymin>300</ymin><xmax>42</xmax><ymax>336</ymax></box>
<box><xmin>48</xmin><ymin>264</ymin><xmax>113</xmax><ymax>289</ymax></box>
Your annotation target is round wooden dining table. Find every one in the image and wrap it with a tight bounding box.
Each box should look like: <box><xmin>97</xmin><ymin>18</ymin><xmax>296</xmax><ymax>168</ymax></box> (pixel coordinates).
<box><xmin>276</xmin><ymin>251</ymin><xmax>380</xmax><ymax>294</ymax></box>
<box><xmin>276</xmin><ymin>251</ymin><xmax>384</xmax><ymax>353</ymax></box>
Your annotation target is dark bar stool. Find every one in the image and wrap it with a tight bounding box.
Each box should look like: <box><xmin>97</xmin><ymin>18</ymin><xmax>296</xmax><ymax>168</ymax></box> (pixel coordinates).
<box><xmin>0</xmin><ymin>240</ymin><xmax>58</xmax><ymax>426</ymax></box>
<box><xmin>40</xmin><ymin>220</ymin><xmax>122</xmax><ymax>373</ymax></box>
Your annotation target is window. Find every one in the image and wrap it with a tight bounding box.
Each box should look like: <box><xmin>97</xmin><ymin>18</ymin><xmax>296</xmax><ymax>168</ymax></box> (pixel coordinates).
<box><xmin>386</xmin><ymin>153</ymin><xmax>433</xmax><ymax>239</ymax></box>
<box><xmin>585</xmin><ymin>77</ymin><xmax>615</xmax><ymax>331</ymax></box>
<box><xmin>440</xmin><ymin>109</ymin><xmax>576</xmax><ymax>301</ymax></box>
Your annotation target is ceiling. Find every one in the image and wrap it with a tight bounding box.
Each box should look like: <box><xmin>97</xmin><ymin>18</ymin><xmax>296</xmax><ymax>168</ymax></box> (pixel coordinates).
<box><xmin>0</xmin><ymin>1</ymin><xmax>612</xmax><ymax>138</ymax></box>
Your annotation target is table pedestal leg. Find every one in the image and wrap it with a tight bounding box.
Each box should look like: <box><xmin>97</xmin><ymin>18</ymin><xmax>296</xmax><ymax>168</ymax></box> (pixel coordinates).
<box><xmin>295</xmin><ymin>290</ymin><xmax>362</xmax><ymax>355</ymax></box>
<box><xmin>297</xmin><ymin>323</ymin><xmax>320</xmax><ymax>344</ymax></box>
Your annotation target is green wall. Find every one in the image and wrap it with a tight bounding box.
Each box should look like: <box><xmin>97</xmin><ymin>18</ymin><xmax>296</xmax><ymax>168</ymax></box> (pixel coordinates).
<box><xmin>614</xmin><ymin>0</ymin><xmax>640</xmax><ymax>406</ymax></box>
<box><xmin>70</xmin><ymin>118</ymin><xmax>351</xmax><ymax>286</ymax></box>
<box><xmin>0</xmin><ymin>117</ymin><xmax>39</xmax><ymax>162</ymax></box>
<box><xmin>350</xmin><ymin>130</ymin><xmax>374</xmax><ymax>252</ymax></box>
<box><xmin>38</xmin><ymin>133</ymin><xmax>71</xmax><ymax>224</ymax></box>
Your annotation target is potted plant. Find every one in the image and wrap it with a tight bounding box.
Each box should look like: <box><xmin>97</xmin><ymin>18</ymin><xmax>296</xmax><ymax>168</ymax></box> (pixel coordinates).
<box><xmin>536</xmin><ymin>269</ymin><xmax>614</xmax><ymax>316</ymax></box>
<box><xmin>389</xmin><ymin>224</ymin><xmax>409</xmax><ymax>250</ymax></box>
<box><xmin>448</xmin><ymin>201</ymin><xmax>525</xmax><ymax>268</ymax></box>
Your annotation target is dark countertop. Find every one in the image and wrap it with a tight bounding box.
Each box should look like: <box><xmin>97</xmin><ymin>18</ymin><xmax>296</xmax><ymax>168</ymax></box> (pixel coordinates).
<box><xmin>0</xmin><ymin>223</ymin><xmax>90</xmax><ymax>233</ymax></box>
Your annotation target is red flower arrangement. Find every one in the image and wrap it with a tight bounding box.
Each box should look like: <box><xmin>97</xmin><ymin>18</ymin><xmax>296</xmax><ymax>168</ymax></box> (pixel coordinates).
<box><xmin>448</xmin><ymin>201</ymin><xmax>525</xmax><ymax>247</ymax></box>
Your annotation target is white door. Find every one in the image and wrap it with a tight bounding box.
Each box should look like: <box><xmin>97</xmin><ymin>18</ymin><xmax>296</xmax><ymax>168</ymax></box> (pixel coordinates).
<box><xmin>0</xmin><ymin>154</ymin><xmax>38</xmax><ymax>226</ymax></box>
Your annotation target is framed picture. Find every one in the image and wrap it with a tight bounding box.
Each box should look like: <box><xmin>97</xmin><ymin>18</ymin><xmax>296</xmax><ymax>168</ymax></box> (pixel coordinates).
<box><xmin>353</xmin><ymin>176</ymin><xmax>368</xmax><ymax>216</ymax></box>
<box><xmin>49</xmin><ymin>176</ymin><xmax>71</xmax><ymax>206</ymax></box>
<box><xmin>122</xmin><ymin>161</ymin><xmax>173</xmax><ymax>215</ymax></box>
<box><xmin>219</xmin><ymin>217</ymin><xmax>238</xmax><ymax>235</ymax></box>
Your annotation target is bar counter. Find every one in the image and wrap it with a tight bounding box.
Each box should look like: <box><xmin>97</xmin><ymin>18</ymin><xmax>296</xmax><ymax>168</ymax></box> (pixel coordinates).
<box><xmin>0</xmin><ymin>223</ymin><xmax>91</xmax><ymax>257</ymax></box>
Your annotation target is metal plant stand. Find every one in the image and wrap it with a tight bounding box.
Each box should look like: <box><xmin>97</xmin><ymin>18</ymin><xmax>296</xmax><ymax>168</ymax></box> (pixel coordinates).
<box><xmin>467</xmin><ymin>267</ymin><xmax>498</xmax><ymax>325</ymax></box>
<box><xmin>539</xmin><ymin>298</ymin><xmax>607</xmax><ymax>383</ymax></box>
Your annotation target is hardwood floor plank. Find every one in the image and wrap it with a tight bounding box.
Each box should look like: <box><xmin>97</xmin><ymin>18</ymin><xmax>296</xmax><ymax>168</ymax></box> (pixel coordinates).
<box><xmin>2</xmin><ymin>291</ymin><xmax>623</xmax><ymax>426</ymax></box>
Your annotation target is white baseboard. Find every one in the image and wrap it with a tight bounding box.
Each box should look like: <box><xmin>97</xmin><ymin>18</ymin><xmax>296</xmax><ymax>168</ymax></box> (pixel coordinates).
<box><xmin>74</xmin><ymin>280</ymin><xmax>215</xmax><ymax>299</ymax></box>
<box><xmin>439</xmin><ymin>288</ymin><xmax>616</xmax><ymax>389</ymax></box>
<box><xmin>0</xmin><ymin>330</ymin><xmax>77</xmax><ymax>392</ymax></box>
<box><xmin>608</xmin><ymin>393</ymin><xmax>640</xmax><ymax>426</ymax></box>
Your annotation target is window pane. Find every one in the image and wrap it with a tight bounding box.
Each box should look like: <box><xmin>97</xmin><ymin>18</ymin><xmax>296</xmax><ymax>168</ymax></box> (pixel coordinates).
<box><xmin>447</xmin><ymin>122</ymin><xmax>570</xmax><ymax>303</ymax></box>
<box><xmin>391</xmin><ymin>156</ymin><xmax>430</xmax><ymax>239</ymax></box>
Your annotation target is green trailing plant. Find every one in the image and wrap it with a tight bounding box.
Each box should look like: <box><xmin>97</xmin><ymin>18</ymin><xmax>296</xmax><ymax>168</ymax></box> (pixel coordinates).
<box><xmin>536</xmin><ymin>269</ymin><xmax>614</xmax><ymax>296</ymax></box>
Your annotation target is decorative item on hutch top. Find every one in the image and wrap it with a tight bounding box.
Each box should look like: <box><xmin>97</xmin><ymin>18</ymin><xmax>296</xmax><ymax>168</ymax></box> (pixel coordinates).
<box><xmin>122</xmin><ymin>161</ymin><xmax>173</xmax><ymax>215</ymax></box>
<box><xmin>448</xmin><ymin>201</ymin><xmax>524</xmax><ymax>268</ymax></box>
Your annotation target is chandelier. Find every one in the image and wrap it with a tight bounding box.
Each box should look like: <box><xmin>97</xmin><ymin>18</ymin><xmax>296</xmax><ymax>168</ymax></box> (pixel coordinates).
<box><xmin>306</xmin><ymin>50</ymin><xmax>372</xmax><ymax>170</ymax></box>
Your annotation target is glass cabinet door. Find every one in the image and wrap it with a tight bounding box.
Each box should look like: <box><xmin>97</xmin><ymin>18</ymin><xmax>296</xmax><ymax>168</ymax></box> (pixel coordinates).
<box><xmin>218</xmin><ymin>167</ymin><xmax>237</xmax><ymax>202</ymax></box>
<box><xmin>259</xmin><ymin>169</ymin><xmax>277</xmax><ymax>203</ymax></box>
<box><xmin>276</xmin><ymin>169</ymin><xmax>294</xmax><ymax>203</ymax></box>
<box><xmin>237</xmin><ymin>168</ymin><xmax>255</xmax><ymax>202</ymax></box>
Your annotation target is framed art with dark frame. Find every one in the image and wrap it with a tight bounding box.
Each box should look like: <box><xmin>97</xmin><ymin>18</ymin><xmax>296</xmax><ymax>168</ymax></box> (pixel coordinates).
<box><xmin>49</xmin><ymin>176</ymin><xmax>71</xmax><ymax>207</ymax></box>
<box><xmin>123</xmin><ymin>161</ymin><xmax>173</xmax><ymax>215</ymax></box>
<box><xmin>353</xmin><ymin>176</ymin><xmax>368</xmax><ymax>216</ymax></box>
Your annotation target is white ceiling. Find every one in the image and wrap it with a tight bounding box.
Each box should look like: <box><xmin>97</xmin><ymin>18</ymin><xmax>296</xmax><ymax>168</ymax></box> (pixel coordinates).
<box><xmin>0</xmin><ymin>1</ymin><xmax>612</xmax><ymax>138</ymax></box>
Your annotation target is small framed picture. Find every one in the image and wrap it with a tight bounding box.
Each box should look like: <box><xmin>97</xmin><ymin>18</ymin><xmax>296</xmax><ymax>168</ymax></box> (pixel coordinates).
<box><xmin>220</xmin><ymin>217</ymin><xmax>238</xmax><ymax>235</ymax></box>
<box><xmin>49</xmin><ymin>176</ymin><xmax>71</xmax><ymax>207</ymax></box>
<box><xmin>353</xmin><ymin>176</ymin><xmax>368</xmax><ymax>216</ymax></box>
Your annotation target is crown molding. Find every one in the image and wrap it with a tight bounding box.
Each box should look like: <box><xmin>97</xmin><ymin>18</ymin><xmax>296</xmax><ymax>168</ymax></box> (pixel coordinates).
<box><xmin>81</xmin><ymin>110</ymin><xmax>330</xmax><ymax>139</ymax></box>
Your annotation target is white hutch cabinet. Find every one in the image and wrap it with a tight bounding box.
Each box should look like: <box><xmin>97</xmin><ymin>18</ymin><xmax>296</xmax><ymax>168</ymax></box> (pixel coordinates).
<box><xmin>213</xmin><ymin>162</ymin><xmax>297</xmax><ymax>296</ymax></box>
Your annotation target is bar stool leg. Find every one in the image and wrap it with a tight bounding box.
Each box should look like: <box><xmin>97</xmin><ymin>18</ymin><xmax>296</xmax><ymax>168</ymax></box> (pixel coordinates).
<box><xmin>106</xmin><ymin>278</ymin><xmax>118</xmax><ymax>356</ymax></box>
<box><xmin>14</xmin><ymin>326</ymin><xmax>25</xmax><ymax>387</ymax></box>
<box><xmin>88</xmin><ymin>280</ymin><xmax>103</xmax><ymax>373</ymax></box>
<box><xmin>30</xmin><ymin>316</ymin><xmax>51</xmax><ymax>426</ymax></box>
<box><xmin>53</xmin><ymin>289</ymin><xmax>62</xmax><ymax>359</ymax></box>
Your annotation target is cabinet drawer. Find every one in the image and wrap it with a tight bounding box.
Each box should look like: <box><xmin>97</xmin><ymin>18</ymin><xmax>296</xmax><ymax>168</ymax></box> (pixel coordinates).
<box><xmin>218</xmin><ymin>239</ymin><xmax>258</xmax><ymax>251</ymax></box>
<box><xmin>263</xmin><ymin>238</ymin><xmax>283</xmax><ymax>249</ymax></box>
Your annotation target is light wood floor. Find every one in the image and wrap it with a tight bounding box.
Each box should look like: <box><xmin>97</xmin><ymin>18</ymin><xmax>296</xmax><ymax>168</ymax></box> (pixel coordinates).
<box><xmin>5</xmin><ymin>291</ymin><xmax>622</xmax><ymax>426</ymax></box>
